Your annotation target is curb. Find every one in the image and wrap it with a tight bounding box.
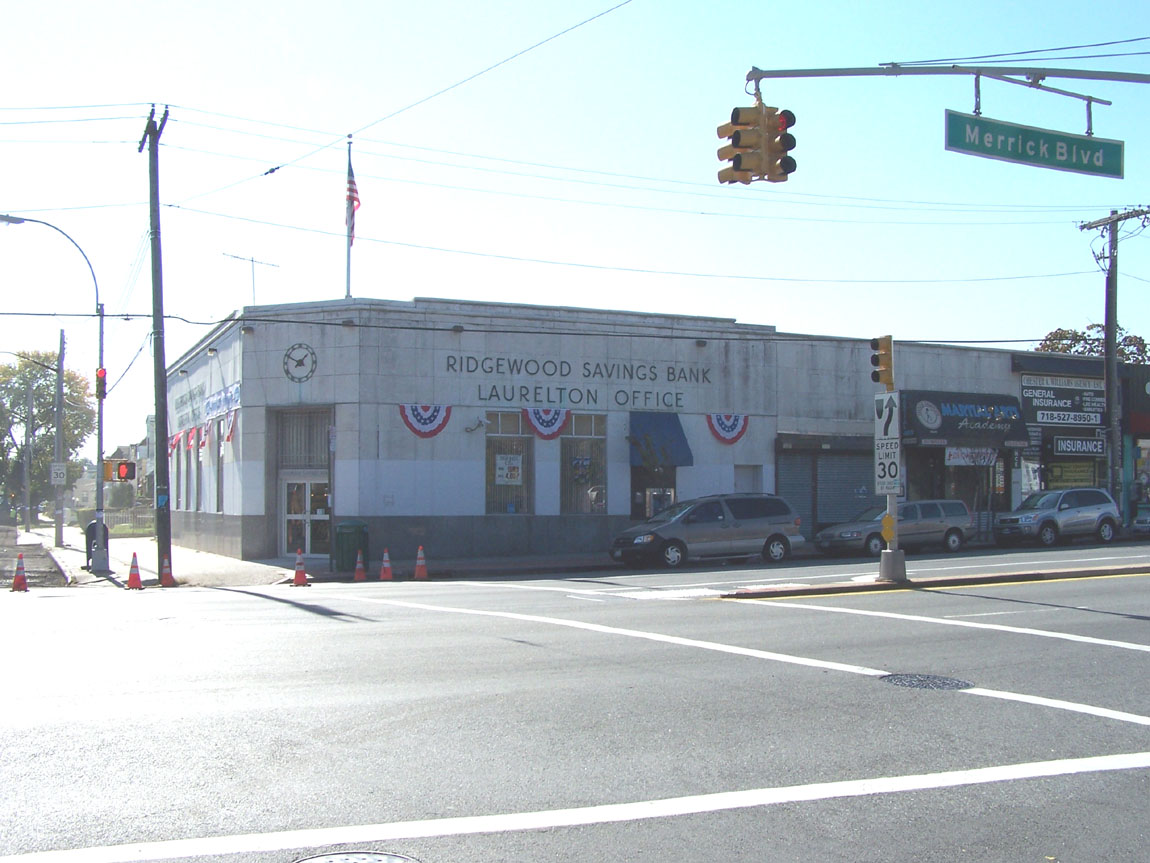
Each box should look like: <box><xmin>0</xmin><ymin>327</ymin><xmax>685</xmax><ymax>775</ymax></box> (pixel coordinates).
<box><xmin>723</xmin><ymin>562</ymin><xmax>1150</xmax><ymax>599</ymax></box>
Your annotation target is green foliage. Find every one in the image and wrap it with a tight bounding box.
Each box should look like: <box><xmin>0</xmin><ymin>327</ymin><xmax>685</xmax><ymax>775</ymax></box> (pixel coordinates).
<box><xmin>0</xmin><ymin>352</ymin><xmax>96</xmax><ymax>511</ymax></box>
<box><xmin>1036</xmin><ymin>324</ymin><xmax>1149</xmax><ymax>365</ymax></box>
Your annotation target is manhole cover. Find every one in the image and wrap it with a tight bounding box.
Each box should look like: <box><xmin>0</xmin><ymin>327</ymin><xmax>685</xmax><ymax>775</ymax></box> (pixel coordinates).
<box><xmin>297</xmin><ymin>854</ymin><xmax>421</xmax><ymax>863</ymax></box>
<box><xmin>881</xmin><ymin>673</ymin><xmax>973</xmax><ymax>690</ymax></box>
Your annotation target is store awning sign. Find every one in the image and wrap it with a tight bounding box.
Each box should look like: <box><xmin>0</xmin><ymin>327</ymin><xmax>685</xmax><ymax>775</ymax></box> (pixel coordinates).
<box><xmin>1019</xmin><ymin>373</ymin><xmax>1104</xmax><ymax>427</ymax></box>
<box><xmin>901</xmin><ymin>390</ymin><xmax>1030</xmax><ymax>448</ymax></box>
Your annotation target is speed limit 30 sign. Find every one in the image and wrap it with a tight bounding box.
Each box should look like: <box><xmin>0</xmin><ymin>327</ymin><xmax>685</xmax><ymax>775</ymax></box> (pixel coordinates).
<box><xmin>874</xmin><ymin>394</ymin><xmax>901</xmax><ymax>495</ymax></box>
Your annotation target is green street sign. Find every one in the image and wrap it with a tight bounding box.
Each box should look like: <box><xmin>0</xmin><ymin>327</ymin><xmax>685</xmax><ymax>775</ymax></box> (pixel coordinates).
<box><xmin>945</xmin><ymin>110</ymin><xmax>1124</xmax><ymax>179</ymax></box>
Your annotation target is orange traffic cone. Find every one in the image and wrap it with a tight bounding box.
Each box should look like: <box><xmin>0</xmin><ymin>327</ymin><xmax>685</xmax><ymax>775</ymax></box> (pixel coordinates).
<box><xmin>126</xmin><ymin>553</ymin><xmax>144</xmax><ymax>590</ymax></box>
<box><xmin>292</xmin><ymin>549</ymin><xmax>309</xmax><ymax>587</ymax></box>
<box><xmin>379</xmin><ymin>548</ymin><xmax>393</xmax><ymax>581</ymax></box>
<box><xmin>414</xmin><ymin>546</ymin><xmax>428</xmax><ymax>580</ymax></box>
<box><xmin>10</xmin><ymin>553</ymin><xmax>28</xmax><ymax>592</ymax></box>
<box><xmin>353</xmin><ymin>550</ymin><xmax>366</xmax><ymax>582</ymax></box>
<box><xmin>160</xmin><ymin>557</ymin><xmax>177</xmax><ymax>588</ymax></box>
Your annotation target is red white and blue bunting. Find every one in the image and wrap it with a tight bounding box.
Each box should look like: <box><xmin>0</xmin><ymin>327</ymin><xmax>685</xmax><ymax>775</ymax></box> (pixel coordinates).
<box><xmin>706</xmin><ymin>413</ymin><xmax>749</xmax><ymax>444</ymax></box>
<box><xmin>522</xmin><ymin>408</ymin><xmax>570</xmax><ymax>440</ymax></box>
<box><xmin>400</xmin><ymin>404</ymin><xmax>452</xmax><ymax>438</ymax></box>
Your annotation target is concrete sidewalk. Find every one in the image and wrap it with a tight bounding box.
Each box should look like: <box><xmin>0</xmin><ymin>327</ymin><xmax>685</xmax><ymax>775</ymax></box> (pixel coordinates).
<box><xmin>8</xmin><ymin>523</ymin><xmax>1148</xmax><ymax>594</ymax></box>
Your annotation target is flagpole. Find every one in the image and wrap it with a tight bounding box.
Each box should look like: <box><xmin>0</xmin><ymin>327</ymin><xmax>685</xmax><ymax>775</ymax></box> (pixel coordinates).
<box><xmin>345</xmin><ymin>135</ymin><xmax>353</xmax><ymax>299</ymax></box>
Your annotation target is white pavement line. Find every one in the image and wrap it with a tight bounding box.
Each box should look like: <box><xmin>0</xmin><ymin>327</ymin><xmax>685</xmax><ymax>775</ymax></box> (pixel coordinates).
<box><xmin>964</xmin><ymin>688</ymin><xmax>1150</xmax><ymax>726</ymax></box>
<box><xmin>3</xmin><ymin>752</ymin><xmax>1148</xmax><ymax>863</ymax></box>
<box><xmin>347</xmin><ymin>596</ymin><xmax>890</xmax><ymax>677</ymax></box>
<box><xmin>740</xmin><ymin>600</ymin><xmax>1150</xmax><ymax>654</ymax></box>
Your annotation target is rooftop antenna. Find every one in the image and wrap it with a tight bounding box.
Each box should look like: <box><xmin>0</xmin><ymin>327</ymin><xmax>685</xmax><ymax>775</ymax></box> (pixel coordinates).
<box><xmin>223</xmin><ymin>253</ymin><xmax>279</xmax><ymax>305</ymax></box>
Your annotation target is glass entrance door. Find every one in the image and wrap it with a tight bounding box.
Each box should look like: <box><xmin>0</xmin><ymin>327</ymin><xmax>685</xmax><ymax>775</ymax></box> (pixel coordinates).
<box><xmin>283</xmin><ymin>478</ymin><xmax>331</xmax><ymax>556</ymax></box>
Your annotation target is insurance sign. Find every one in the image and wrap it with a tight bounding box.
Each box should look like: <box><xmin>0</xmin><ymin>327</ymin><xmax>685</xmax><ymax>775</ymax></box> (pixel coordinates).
<box><xmin>945</xmin><ymin>110</ymin><xmax>1124</xmax><ymax>179</ymax></box>
<box><xmin>1020</xmin><ymin>373</ymin><xmax>1105</xmax><ymax>427</ymax></box>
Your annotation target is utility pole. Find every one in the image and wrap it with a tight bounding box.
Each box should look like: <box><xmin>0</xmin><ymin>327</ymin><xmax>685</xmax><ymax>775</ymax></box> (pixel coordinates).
<box><xmin>139</xmin><ymin>106</ymin><xmax>172</xmax><ymax>578</ymax></box>
<box><xmin>54</xmin><ymin>330</ymin><xmax>64</xmax><ymax>548</ymax></box>
<box><xmin>1079</xmin><ymin>207</ymin><xmax>1150</xmax><ymax>521</ymax></box>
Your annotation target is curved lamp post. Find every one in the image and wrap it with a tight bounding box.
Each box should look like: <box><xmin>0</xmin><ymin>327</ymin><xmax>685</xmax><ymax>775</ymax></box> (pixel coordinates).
<box><xmin>0</xmin><ymin>214</ymin><xmax>108</xmax><ymax>572</ymax></box>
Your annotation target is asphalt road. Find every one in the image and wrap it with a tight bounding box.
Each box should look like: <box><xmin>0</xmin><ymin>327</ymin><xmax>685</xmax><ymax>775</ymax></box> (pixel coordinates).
<box><xmin>2</xmin><ymin>557</ymin><xmax>1148</xmax><ymax>863</ymax></box>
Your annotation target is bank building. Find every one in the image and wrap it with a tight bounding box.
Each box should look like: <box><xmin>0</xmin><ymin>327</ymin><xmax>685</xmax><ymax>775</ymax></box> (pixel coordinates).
<box><xmin>165</xmin><ymin>296</ymin><xmax>1140</xmax><ymax>564</ymax></box>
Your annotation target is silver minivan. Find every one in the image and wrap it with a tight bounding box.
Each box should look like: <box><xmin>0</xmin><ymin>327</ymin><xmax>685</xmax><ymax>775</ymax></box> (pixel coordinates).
<box><xmin>609</xmin><ymin>493</ymin><xmax>804</xmax><ymax>568</ymax></box>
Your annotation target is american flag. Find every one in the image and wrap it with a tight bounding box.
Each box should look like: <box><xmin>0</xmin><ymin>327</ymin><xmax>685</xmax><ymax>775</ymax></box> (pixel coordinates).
<box><xmin>346</xmin><ymin>157</ymin><xmax>360</xmax><ymax>246</ymax></box>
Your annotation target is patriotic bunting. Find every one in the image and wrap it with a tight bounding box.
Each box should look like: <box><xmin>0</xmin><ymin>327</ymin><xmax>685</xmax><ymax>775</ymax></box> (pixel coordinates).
<box><xmin>400</xmin><ymin>404</ymin><xmax>451</xmax><ymax>438</ymax></box>
<box><xmin>186</xmin><ymin>427</ymin><xmax>197</xmax><ymax>450</ymax></box>
<box><xmin>224</xmin><ymin>409</ymin><xmax>237</xmax><ymax>443</ymax></box>
<box><xmin>706</xmin><ymin>414</ymin><xmax>749</xmax><ymax>444</ymax></box>
<box><xmin>169</xmin><ymin>431</ymin><xmax>183</xmax><ymax>454</ymax></box>
<box><xmin>199</xmin><ymin>422</ymin><xmax>210</xmax><ymax>450</ymax></box>
<box><xmin>522</xmin><ymin>408</ymin><xmax>569</xmax><ymax>440</ymax></box>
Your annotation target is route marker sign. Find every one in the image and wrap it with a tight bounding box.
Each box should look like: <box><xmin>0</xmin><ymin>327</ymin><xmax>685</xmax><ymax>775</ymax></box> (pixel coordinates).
<box><xmin>874</xmin><ymin>393</ymin><xmax>901</xmax><ymax>495</ymax></box>
<box><xmin>945</xmin><ymin>110</ymin><xmax>1124</xmax><ymax>179</ymax></box>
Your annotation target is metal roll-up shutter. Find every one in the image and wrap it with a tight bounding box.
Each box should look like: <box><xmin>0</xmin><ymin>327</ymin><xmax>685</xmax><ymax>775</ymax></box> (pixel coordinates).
<box><xmin>776</xmin><ymin>452</ymin><xmax>815</xmax><ymax>539</ymax></box>
<box><xmin>816</xmin><ymin>453</ymin><xmax>882</xmax><ymax>530</ymax></box>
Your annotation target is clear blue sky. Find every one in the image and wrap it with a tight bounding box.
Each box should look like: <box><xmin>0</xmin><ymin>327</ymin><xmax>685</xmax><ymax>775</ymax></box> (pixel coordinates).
<box><xmin>2</xmin><ymin>0</ymin><xmax>1148</xmax><ymax>457</ymax></box>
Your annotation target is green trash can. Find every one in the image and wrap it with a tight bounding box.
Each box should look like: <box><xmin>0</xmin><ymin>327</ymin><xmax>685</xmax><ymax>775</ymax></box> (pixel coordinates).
<box><xmin>334</xmin><ymin>520</ymin><xmax>369</xmax><ymax>572</ymax></box>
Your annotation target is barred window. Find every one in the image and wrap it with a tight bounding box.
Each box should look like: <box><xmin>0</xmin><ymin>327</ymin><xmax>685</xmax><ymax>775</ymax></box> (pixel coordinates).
<box><xmin>485</xmin><ymin>411</ymin><xmax>534</xmax><ymax>515</ymax></box>
<box><xmin>561</xmin><ymin>413</ymin><xmax>606</xmax><ymax>514</ymax></box>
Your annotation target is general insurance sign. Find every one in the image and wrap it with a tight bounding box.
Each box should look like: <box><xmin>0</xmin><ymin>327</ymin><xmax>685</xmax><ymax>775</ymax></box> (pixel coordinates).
<box><xmin>945</xmin><ymin>110</ymin><xmax>1124</xmax><ymax>179</ymax></box>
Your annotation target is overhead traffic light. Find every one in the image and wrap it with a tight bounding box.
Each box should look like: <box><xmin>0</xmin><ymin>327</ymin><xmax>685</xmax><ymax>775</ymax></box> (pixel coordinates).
<box><xmin>870</xmin><ymin>336</ymin><xmax>895</xmax><ymax>390</ymax></box>
<box><xmin>763</xmin><ymin>108</ymin><xmax>796</xmax><ymax>183</ymax></box>
<box><xmin>95</xmin><ymin>367</ymin><xmax>106</xmax><ymax>400</ymax></box>
<box><xmin>716</xmin><ymin>105</ymin><xmax>759</xmax><ymax>185</ymax></box>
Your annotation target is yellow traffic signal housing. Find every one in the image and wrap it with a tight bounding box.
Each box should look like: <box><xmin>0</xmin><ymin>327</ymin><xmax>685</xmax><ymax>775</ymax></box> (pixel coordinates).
<box><xmin>103</xmin><ymin>460</ymin><xmax>114</xmax><ymax>482</ymax></box>
<box><xmin>717</xmin><ymin>105</ymin><xmax>760</xmax><ymax>184</ymax></box>
<box><xmin>763</xmin><ymin>108</ymin><xmax>797</xmax><ymax>183</ymax></box>
<box><xmin>870</xmin><ymin>335</ymin><xmax>895</xmax><ymax>390</ymax></box>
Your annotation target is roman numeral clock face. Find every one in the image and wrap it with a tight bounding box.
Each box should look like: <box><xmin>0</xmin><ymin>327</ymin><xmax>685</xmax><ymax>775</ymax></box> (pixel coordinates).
<box><xmin>283</xmin><ymin>343</ymin><xmax>317</xmax><ymax>383</ymax></box>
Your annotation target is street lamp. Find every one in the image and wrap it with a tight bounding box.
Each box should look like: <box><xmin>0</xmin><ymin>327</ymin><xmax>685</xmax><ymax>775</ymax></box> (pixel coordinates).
<box><xmin>0</xmin><ymin>214</ymin><xmax>108</xmax><ymax>572</ymax></box>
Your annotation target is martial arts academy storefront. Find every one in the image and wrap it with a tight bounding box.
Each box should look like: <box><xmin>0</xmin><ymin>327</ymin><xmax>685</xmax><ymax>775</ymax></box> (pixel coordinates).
<box><xmin>898</xmin><ymin>390</ymin><xmax>1031</xmax><ymax>520</ymax></box>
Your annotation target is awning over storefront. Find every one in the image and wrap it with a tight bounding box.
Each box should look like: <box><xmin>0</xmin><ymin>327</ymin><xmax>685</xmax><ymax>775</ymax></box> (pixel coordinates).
<box><xmin>900</xmin><ymin>390</ymin><xmax>1030</xmax><ymax>448</ymax></box>
<box><xmin>628</xmin><ymin>412</ymin><xmax>694</xmax><ymax>467</ymax></box>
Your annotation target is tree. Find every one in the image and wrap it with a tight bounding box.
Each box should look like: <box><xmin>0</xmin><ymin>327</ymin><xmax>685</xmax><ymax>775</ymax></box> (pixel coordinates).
<box><xmin>1036</xmin><ymin>324</ymin><xmax>1149</xmax><ymax>365</ymax></box>
<box><xmin>0</xmin><ymin>352</ymin><xmax>96</xmax><ymax>512</ymax></box>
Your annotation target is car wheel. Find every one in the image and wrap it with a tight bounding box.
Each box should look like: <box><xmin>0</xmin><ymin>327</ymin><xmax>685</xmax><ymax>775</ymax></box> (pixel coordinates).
<box><xmin>864</xmin><ymin>534</ymin><xmax>885</xmax><ymax>557</ymax></box>
<box><xmin>1037</xmin><ymin>523</ymin><xmax>1059</xmax><ymax>547</ymax></box>
<box><xmin>943</xmin><ymin>529</ymin><xmax>963</xmax><ymax>553</ymax></box>
<box><xmin>1096</xmin><ymin>519</ymin><xmax>1116</xmax><ymax>543</ymax></box>
<box><xmin>660</xmin><ymin>540</ymin><xmax>687</xmax><ymax>569</ymax></box>
<box><xmin>762</xmin><ymin>535</ymin><xmax>790</xmax><ymax>563</ymax></box>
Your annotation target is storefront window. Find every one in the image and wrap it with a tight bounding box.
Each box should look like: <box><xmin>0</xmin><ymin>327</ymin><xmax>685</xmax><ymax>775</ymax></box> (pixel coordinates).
<box><xmin>485</xmin><ymin>411</ymin><xmax>534</xmax><ymax>515</ymax></box>
<box><xmin>561</xmin><ymin>413</ymin><xmax>606</xmax><ymax>514</ymax></box>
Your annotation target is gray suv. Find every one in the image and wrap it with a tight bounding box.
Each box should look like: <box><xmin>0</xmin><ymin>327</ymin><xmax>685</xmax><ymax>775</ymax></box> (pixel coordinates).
<box><xmin>815</xmin><ymin>499</ymin><xmax>973</xmax><ymax>557</ymax></box>
<box><xmin>609</xmin><ymin>493</ymin><xmax>804</xmax><ymax>568</ymax></box>
<box><xmin>994</xmin><ymin>487</ymin><xmax>1119</xmax><ymax>547</ymax></box>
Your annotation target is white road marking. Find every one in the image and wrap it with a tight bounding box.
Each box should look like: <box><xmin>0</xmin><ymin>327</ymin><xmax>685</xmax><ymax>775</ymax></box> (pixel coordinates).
<box><xmin>4</xmin><ymin>752</ymin><xmax>1147</xmax><ymax>863</ymax></box>
<box><xmin>738</xmin><ymin>600</ymin><xmax>1150</xmax><ymax>653</ymax></box>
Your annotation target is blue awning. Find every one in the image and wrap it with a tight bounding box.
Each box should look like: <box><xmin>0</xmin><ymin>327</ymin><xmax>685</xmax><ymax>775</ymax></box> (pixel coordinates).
<box><xmin>628</xmin><ymin>412</ymin><xmax>694</xmax><ymax>467</ymax></box>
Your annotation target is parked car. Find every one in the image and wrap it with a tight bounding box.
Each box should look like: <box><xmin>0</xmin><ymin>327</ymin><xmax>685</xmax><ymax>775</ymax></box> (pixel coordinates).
<box><xmin>994</xmin><ymin>487</ymin><xmax>1119</xmax><ymax>547</ymax></box>
<box><xmin>815</xmin><ymin>499</ymin><xmax>973</xmax><ymax>557</ymax></box>
<box><xmin>609</xmin><ymin>492</ymin><xmax>804</xmax><ymax>568</ymax></box>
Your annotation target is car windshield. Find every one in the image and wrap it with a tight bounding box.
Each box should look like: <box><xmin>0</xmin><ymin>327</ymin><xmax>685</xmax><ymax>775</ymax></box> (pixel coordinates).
<box><xmin>1017</xmin><ymin>492</ymin><xmax>1061</xmax><ymax>511</ymax></box>
<box><xmin>852</xmin><ymin>506</ymin><xmax>888</xmax><ymax>522</ymax></box>
<box><xmin>644</xmin><ymin>500</ymin><xmax>694</xmax><ymax>524</ymax></box>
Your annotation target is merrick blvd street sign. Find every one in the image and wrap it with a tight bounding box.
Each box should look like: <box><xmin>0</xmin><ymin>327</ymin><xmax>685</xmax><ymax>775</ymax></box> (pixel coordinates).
<box><xmin>945</xmin><ymin>110</ymin><xmax>1124</xmax><ymax>179</ymax></box>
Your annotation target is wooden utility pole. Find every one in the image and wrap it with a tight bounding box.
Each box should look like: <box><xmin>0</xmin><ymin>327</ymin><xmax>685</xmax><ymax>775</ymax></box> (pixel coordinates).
<box><xmin>1080</xmin><ymin>207</ymin><xmax>1150</xmax><ymax>519</ymax></box>
<box><xmin>139</xmin><ymin>106</ymin><xmax>172</xmax><ymax>578</ymax></box>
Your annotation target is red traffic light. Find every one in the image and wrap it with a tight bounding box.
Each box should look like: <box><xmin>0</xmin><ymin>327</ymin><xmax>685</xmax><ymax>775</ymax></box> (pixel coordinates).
<box><xmin>775</xmin><ymin>109</ymin><xmax>795</xmax><ymax>131</ymax></box>
<box><xmin>95</xmin><ymin>367</ymin><xmax>107</xmax><ymax>400</ymax></box>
